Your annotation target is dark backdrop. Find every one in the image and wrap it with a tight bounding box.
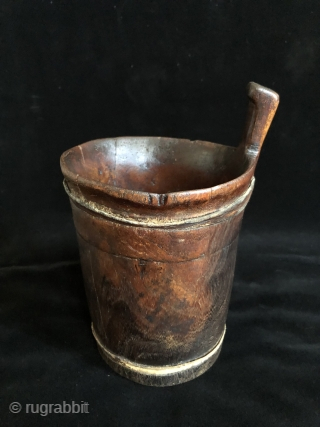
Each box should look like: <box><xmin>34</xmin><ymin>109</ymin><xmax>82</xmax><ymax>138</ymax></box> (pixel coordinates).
<box><xmin>1</xmin><ymin>1</ymin><xmax>319</xmax><ymax>426</ymax></box>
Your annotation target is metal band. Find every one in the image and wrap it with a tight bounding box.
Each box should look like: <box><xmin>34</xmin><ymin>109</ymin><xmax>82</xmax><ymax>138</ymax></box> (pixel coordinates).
<box><xmin>92</xmin><ymin>323</ymin><xmax>226</xmax><ymax>381</ymax></box>
<box><xmin>64</xmin><ymin>178</ymin><xmax>255</xmax><ymax>227</ymax></box>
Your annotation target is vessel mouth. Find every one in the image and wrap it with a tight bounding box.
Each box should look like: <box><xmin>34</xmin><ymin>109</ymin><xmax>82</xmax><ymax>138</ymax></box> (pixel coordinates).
<box><xmin>60</xmin><ymin>136</ymin><xmax>249</xmax><ymax>196</ymax></box>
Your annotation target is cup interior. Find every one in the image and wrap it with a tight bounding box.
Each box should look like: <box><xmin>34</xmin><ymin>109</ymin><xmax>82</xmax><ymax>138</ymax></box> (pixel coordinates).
<box><xmin>62</xmin><ymin>137</ymin><xmax>246</xmax><ymax>194</ymax></box>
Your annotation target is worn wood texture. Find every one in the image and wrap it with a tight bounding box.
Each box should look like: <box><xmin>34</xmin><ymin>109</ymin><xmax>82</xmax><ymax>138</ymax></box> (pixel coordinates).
<box><xmin>60</xmin><ymin>82</ymin><xmax>279</xmax><ymax>386</ymax></box>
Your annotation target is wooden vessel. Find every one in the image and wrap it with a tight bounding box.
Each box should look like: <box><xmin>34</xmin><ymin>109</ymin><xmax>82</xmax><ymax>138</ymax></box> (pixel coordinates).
<box><xmin>61</xmin><ymin>82</ymin><xmax>279</xmax><ymax>386</ymax></box>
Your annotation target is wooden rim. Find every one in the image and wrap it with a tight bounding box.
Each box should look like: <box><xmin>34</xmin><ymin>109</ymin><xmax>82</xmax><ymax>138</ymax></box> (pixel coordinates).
<box><xmin>64</xmin><ymin>177</ymin><xmax>254</xmax><ymax>227</ymax></box>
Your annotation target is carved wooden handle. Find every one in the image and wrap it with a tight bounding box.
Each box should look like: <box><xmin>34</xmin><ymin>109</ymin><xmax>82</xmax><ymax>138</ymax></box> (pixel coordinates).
<box><xmin>241</xmin><ymin>82</ymin><xmax>279</xmax><ymax>160</ymax></box>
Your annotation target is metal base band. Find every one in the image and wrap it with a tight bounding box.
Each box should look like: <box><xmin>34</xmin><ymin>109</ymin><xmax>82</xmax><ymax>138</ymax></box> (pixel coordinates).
<box><xmin>91</xmin><ymin>324</ymin><xmax>226</xmax><ymax>387</ymax></box>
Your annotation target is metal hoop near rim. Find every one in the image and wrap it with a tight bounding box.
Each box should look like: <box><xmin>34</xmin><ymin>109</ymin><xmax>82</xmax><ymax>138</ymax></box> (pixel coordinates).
<box><xmin>63</xmin><ymin>177</ymin><xmax>255</xmax><ymax>228</ymax></box>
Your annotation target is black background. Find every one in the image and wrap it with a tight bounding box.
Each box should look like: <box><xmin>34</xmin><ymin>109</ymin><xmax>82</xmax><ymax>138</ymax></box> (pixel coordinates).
<box><xmin>1</xmin><ymin>1</ymin><xmax>319</xmax><ymax>426</ymax></box>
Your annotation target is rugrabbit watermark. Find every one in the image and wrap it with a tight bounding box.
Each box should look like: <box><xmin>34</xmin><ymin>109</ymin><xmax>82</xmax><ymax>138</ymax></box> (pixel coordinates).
<box><xmin>9</xmin><ymin>401</ymin><xmax>89</xmax><ymax>416</ymax></box>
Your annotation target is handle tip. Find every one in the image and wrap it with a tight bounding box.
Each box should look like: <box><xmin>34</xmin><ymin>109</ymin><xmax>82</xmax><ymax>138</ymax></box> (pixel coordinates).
<box><xmin>240</xmin><ymin>82</ymin><xmax>280</xmax><ymax>161</ymax></box>
<box><xmin>247</xmin><ymin>81</ymin><xmax>280</xmax><ymax>107</ymax></box>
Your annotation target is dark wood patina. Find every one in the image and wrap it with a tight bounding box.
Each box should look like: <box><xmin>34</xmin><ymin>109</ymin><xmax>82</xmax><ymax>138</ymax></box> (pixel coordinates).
<box><xmin>61</xmin><ymin>82</ymin><xmax>279</xmax><ymax>386</ymax></box>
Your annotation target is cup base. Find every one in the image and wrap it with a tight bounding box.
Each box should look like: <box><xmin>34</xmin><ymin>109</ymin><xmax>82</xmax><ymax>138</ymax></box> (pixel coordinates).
<box><xmin>91</xmin><ymin>323</ymin><xmax>226</xmax><ymax>387</ymax></box>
